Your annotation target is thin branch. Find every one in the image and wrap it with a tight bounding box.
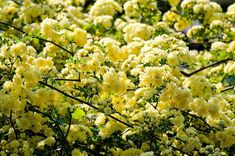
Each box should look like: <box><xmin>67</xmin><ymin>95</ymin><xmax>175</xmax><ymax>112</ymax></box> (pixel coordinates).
<box><xmin>39</xmin><ymin>81</ymin><xmax>99</xmax><ymax>110</ymax></box>
<box><xmin>33</xmin><ymin>36</ymin><xmax>74</xmax><ymax>56</ymax></box>
<box><xmin>11</xmin><ymin>0</ymin><xmax>22</xmax><ymax>5</ymax></box>
<box><xmin>181</xmin><ymin>58</ymin><xmax>232</xmax><ymax>77</ymax></box>
<box><xmin>0</xmin><ymin>21</ymin><xmax>25</xmax><ymax>33</ymax></box>
<box><xmin>221</xmin><ymin>86</ymin><xmax>234</xmax><ymax>92</ymax></box>
<box><xmin>24</xmin><ymin>130</ymin><xmax>47</xmax><ymax>138</ymax></box>
<box><xmin>74</xmin><ymin>143</ymin><xmax>105</xmax><ymax>156</ymax></box>
<box><xmin>0</xmin><ymin>21</ymin><xmax>73</xmax><ymax>56</ymax></box>
<box><xmin>181</xmin><ymin>110</ymin><xmax>212</xmax><ymax>130</ymax></box>
<box><xmin>65</xmin><ymin>108</ymin><xmax>72</xmax><ymax>139</ymax></box>
<box><xmin>53</xmin><ymin>78</ymin><xmax>80</xmax><ymax>82</ymax></box>
<box><xmin>170</xmin><ymin>145</ymin><xmax>193</xmax><ymax>156</ymax></box>
<box><xmin>153</xmin><ymin>135</ymin><xmax>192</xmax><ymax>156</ymax></box>
<box><xmin>9</xmin><ymin>111</ymin><xmax>19</xmax><ymax>139</ymax></box>
<box><xmin>26</xmin><ymin>102</ymin><xmax>66</xmax><ymax>140</ymax></box>
<box><xmin>39</xmin><ymin>81</ymin><xmax>134</xmax><ymax>128</ymax></box>
<box><xmin>107</xmin><ymin>114</ymin><xmax>133</xmax><ymax>128</ymax></box>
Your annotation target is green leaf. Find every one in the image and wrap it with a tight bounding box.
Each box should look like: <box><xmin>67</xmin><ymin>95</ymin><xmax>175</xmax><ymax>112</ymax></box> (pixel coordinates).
<box><xmin>72</xmin><ymin>108</ymin><xmax>85</xmax><ymax>120</ymax></box>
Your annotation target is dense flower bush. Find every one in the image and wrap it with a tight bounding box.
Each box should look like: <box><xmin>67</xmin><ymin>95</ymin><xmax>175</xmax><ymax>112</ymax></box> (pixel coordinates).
<box><xmin>0</xmin><ymin>0</ymin><xmax>235</xmax><ymax>155</ymax></box>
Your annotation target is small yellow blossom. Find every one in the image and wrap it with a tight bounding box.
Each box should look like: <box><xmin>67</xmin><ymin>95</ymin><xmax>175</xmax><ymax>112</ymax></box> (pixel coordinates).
<box><xmin>121</xmin><ymin>148</ymin><xmax>143</xmax><ymax>156</ymax></box>
<box><xmin>72</xmin><ymin>148</ymin><xmax>87</xmax><ymax>156</ymax></box>
<box><xmin>123</xmin><ymin>23</ymin><xmax>153</xmax><ymax>42</ymax></box>
<box><xmin>73</xmin><ymin>28</ymin><xmax>87</xmax><ymax>47</ymax></box>
<box><xmin>90</xmin><ymin>0</ymin><xmax>122</xmax><ymax>17</ymax></box>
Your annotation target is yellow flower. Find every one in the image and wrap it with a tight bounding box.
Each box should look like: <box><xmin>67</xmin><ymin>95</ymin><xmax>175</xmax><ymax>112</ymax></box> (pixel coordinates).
<box><xmin>90</xmin><ymin>0</ymin><xmax>122</xmax><ymax>17</ymax></box>
<box><xmin>123</xmin><ymin>1</ymin><xmax>140</xmax><ymax>18</ymax></box>
<box><xmin>187</xmin><ymin>25</ymin><xmax>205</xmax><ymax>42</ymax></box>
<box><xmin>44</xmin><ymin>137</ymin><xmax>56</xmax><ymax>146</ymax></box>
<box><xmin>16</xmin><ymin>117</ymin><xmax>31</xmax><ymax>130</ymax></box>
<box><xmin>72</xmin><ymin>149</ymin><xmax>87</xmax><ymax>156</ymax></box>
<box><xmin>227</xmin><ymin>3</ymin><xmax>235</xmax><ymax>21</ymax></box>
<box><xmin>168</xmin><ymin>0</ymin><xmax>180</xmax><ymax>7</ymax></box>
<box><xmin>102</xmin><ymin>68</ymin><xmax>127</xmax><ymax>95</ymax></box>
<box><xmin>33</xmin><ymin>57</ymin><xmax>54</xmax><ymax>73</ymax></box>
<box><xmin>216</xmin><ymin>126</ymin><xmax>235</xmax><ymax>148</ymax></box>
<box><xmin>159</xmin><ymin>82</ymin><xmax>192</xmax><ymax>109</ymax></box>
<box><xmin>99</xmin><ymin>114</ymin><xmax>126</xmax><ymax>138</ymax></box>
<box><xmin>41</xmin><ymin>18</ymin><xmax>60</xmax><ymax>41</ymax></box>
<box><xmin>210</xmin><ymin>41</ymin><xmax>227</xmax><ymax>52</ymax></box>
<box><xmin>126</xmin><ymin>41</ymin><xmax>143</xmax><ymax>55</ymax></box>
<box><xmin>123</xmin><ymin>23</ymin><xmax>153</xmax><ymax>42</ymax></box>
<box><xmin>37</xmin><ymin>140</ymin><xmax>45</xmax><ymax>150</ymax></box>
<box><xmin>23</xmin><ymin>66</ymin><xmax>41</xmax><ymax>88</ymax></box>
<box><xmin>0</xmin><ymin>93</ymin><xmax>19</xmax><ymax>115</ymax></box>
<box><xmin>11</xmin><ymin>42</ymin><xmax>27</xmax><ymax>57</ymax></box>
<box><xmin>112</xmin><ymin>95</ymin><xmax>125</xmax><ymax>112</ymax></box>
<box><xmin>73</xmin><ymin>28</ymin><xmax>87</xmax><ymax>47</ymax></box>
<box><xmin>183</xmin><ymin>76</ymin><xmax>212</xmax><ymax>98</ymax></box>
<box><xmin>102</xmin><ymin>38</ymin><xmax>128</xmax><ymax>62</ymax></box>
<box><xmin>163</xmin><ymin>11</ymin><xmax>179</xmax><ymax>23</ymax></box>
<box><xmin>121</xmin><ymin>148</ymin><xmax>142</xmax><ymax>156</ymax></box>
<box><xmin>67</xmin><ymin>125</ymin><xmax>92</xmax><ymax>144</ymax></box>
<box><xmin>141</xmin><ymin>142</ymin><xmax>150</xmax><ymax>151</ymax></box>
<box><xmin>174</xmin><ymin>17</ymin><xmax>190</xmax><ymax>31</ymax></box>
<box><xmin>114</xmin><ymin>18</ymin><xmax>127</xmax><ymax>30</ymax></box>
<box><xmin>95</xmin><ymin>113</ymin><xmax>106</xmax><ymax>126</ymax></box>
<box><xmin>94</xmin><ymin>15</ymin><xmax>113</xmax><ymax>29</ymax></box>
<box><xmin>139</xmin><ymin>66</ymin><xmax>166</xmax><ymax>88</ymax></box>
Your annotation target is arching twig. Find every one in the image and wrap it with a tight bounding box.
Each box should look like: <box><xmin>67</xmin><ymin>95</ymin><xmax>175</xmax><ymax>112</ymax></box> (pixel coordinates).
<box><xmin>221</xmin><ymin>86</ymin><xmax>234</xmax><ymax>92</ymax></box>
<box><xmin>0</xmin><ymin>21</ymin><xmax>74</xmax><ymax>56</ymax></box>
<box><xmin>39</xmin><ymin>81</ymin><xmax>134</xmax><ymax>128</ymax></box>
<box><xmin>181</xmin><ymin>58</ymin><xmax>232</xmax><ymax>77</ymax></box>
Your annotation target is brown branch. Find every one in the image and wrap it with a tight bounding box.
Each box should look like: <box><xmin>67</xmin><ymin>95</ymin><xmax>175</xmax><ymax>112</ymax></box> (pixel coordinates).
<box><xmin>11</xmin><ymin>0</ymin><xmax>22</xmax><ymax>5</ymax></box>
<box><xmin>24</xmin><ymin>130</ymin><xmax>47</xmax><ymax>138</ymax></box>
<box><xmin>170</xmin><ymin>145</ymin><xmax>193</xmax><ymax>156</ymax></box>
<box><xmin>53</xmin><ymin>78</ymin><xmax>80</xmax><ymax>82</ymax></box>
<box><xmin>0</xmin><ymin>21</ymin><xmax>73</xmax><ymax>56</ymax></box>
<box><xmin>39</xmin><ymin>81</ymin><xmax>99</xmax><ymax>110</ymax></box>
<box><xmin>181</xmin><ymin>58</ymin><xmax>232</xmax><ymax>77</ymax></box>
<box><xmin>65</xmin><ymin>108</ymin><xmax>72</xmax><ymax>140</ymax></box>
<box><xmin>154</xmin><ymin>135</ymin><xmax>192</xmax><ymax>156</ymax></box>
<box><xmin>181</xmin><ymin>110</ymin><xmax>212</xmax><ymax>130</ymax></box>
<box><xmin>39</xmin><ymin>81</ymin><xmax>134</xmax><ymax>128</ymax></box>
<box><xmin>9</xmin><ymin>111</ymin><xmax>19</xmax><ymax>139</ymax></box>
<box><xmin>221</xmin><ymin>86</ymin><xmax>234</xmax><ymax>92</ymax></box>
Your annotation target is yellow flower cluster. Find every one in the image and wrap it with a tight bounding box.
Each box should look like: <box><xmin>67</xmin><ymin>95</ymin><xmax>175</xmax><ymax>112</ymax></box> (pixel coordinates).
<box><xmin>123</xmin><ymin>23</ymin><xmax>154</xmax><ymax>42</ymax></box>
<box><xmin>139</xmin><ymin>66</ymin><xmax>169</xmax><ymax>88</ymax></box>
<box><xmin>1</xmin><ymin>0</ymin><xmax>235</xmax><ymax>155</ymax></box>
<box><xmin>216</xmin><ymin>126</ymin><xmax>235</xmax><ymax>148</ymax></box>
<box><xmin>181</xmin><ymin>0</ymin><xmax>222</xmax><ymax>24</ymax></box>
<box><xmin>90</xmin><ymin>0</ymin><xmax>122</xmax><ymax>17</ymax></box>
<box><xmin>102</xmin><ymin>68</ymin><xmax>129</xmax><ymax>95</ymax></box>
<box><xmin>159</xmin><ymin>82</ymin><xmax>192</xmax><ymax>110</ymax></box>
<box><xmin>67</xmin><ymin>124</ymin><xmax>93</xmax><ymax>144</ymax></box>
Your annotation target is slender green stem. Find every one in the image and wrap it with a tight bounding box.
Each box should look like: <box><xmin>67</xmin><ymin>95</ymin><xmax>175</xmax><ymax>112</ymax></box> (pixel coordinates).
<box><xmin>181</xmin><ymin>58</ymin><xmax>232</xmax><ymax>77</ymax></box>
